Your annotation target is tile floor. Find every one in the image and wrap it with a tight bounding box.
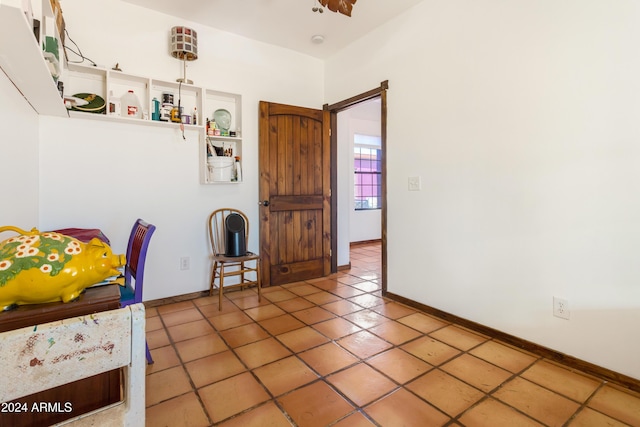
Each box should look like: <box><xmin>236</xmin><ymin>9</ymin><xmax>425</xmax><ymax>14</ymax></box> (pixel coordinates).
<box><xmin>144</xmin><ymin>242</ymin><xmax>640</xmax><ymax>426</ymax></box>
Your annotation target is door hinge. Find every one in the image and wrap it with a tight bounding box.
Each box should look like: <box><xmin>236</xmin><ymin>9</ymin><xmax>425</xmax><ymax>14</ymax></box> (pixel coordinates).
<box><xmin>329</xmin><ymin>128</ymin><xmax>332</xmax><ymax>136</ymax></box>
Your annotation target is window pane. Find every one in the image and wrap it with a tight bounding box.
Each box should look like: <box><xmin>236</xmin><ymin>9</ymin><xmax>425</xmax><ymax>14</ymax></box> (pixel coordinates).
<box><xmin>354</xmin><ymin>135</ymin><xmax>382</xmax><ymax>211</ymax></box>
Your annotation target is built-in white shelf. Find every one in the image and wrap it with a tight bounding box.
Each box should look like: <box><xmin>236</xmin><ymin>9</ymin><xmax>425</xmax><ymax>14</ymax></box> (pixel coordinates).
<box><xmin>0</xmin><ymin>0</ymin><xmax>67</xmax><ymax>117</ymax></box>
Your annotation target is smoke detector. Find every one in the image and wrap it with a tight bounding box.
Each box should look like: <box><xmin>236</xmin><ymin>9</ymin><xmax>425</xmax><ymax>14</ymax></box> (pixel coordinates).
<box><xmin>311</xmin><ymin>34</ymin><xmax>325</xmax><ymax>44</ymax></box>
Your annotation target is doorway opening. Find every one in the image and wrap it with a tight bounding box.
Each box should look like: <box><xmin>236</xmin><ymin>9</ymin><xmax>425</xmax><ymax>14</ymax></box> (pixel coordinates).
<box><xmin>326</xmin><ymin>81</ymin><xmax>388</xmax><ymax>294</ymax></box>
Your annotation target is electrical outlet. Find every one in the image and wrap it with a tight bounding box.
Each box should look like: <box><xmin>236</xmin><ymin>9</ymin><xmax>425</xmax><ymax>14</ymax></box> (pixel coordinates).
<box><xmin>180</xmin><ymin>256</ymin><xmax>190</xmax><ymax>270</ymax></box>
<box><xmin>408</xmin><ymin>176</ymin><xmax>422</xmax><ymax>191</ymax></box>
<box><xmin>553</xmin><ymin>296</ymin><xmax>570</xmax><ymax>320</ymax></box>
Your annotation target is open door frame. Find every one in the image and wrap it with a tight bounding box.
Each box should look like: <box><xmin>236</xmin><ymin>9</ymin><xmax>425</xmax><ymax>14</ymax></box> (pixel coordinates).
<box><xmin>324</xmin><ymin>80</ymin><xmax>389</xmax><ymax>295</ymax></box>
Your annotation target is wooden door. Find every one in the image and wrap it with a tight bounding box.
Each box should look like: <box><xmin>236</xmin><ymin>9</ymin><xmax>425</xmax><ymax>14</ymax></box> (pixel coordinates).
<box><xmin>258</xmin><ymin>101</ymin><xmax>331</xmax><ymax>286</ymax></box>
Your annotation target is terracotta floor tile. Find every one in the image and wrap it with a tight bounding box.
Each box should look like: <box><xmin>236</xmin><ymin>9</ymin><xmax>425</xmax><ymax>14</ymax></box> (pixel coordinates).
<box><xmin>216</xmin><ymin>401</ymin><xmax>293</xmax><ymax>427</ymax></box>
<box><xmin>309</xmin><ymin>277</ymin><xmax>341</xmax><ymax>289</ymax></box>
<box><xmin>263</xmin><ymin>289</ymin><xmax>298</xmax><ymax>303</ymax></box>
<box><xmin>146</xmin><ymin>315</ymin><xmax>164</xmax><ymax>332</ymax></box>
<box><xmin>219</xmin><ymin>323</ymin><xmax>269</xmax><ymax>348</ymax></box>
<box><xmin>145</xmin><ymin>366</ymin><xmax>193</xmax><ymax>406</ymax></box>
<box><xmin>225</xmin><ymin>288</ymin><xmax>259</xmax><ymax>300</ymax></box>
<box><xmin>146</xmin><ymin>345</ymin><xmax>181</xmax><ymax>374</ymax></box>
<box><xmin>299</xmin><ymin>342</ymin><xmax>360</xmax><ymax>376</ymax></box>
<box><xmin>521</xmin><ymin>360</ymin><xmax>601</xmax><ymax>402</ymax></box>
<box><xmin>397</xmin><ymin>312</ymin><xmax>449</xmax><ymax>334</ymax></box>
<box><xmin>145</xmin><ymin>306</ymin><xmax>158</xmax><ymax>317</ymax></box>
<box><xmin>364</xmin><ymin>388</ymin><xmax>450</xmax><ymax>427</ymax></box>
<box><xmin>274</xmin><ymin>297</ymin><xmax>316</xmax><ymax>313</ymax></box>
<box><xmin>407</xmin><ymin>369</ymin><xmax>484</xmax><ymax>417</ymax></box>
<box><xmin>160</xmin><ymin>307</ymin><xmax>204</xmax><ymax>327</ymax></box>
<box><xmin>348</xmin><ymin>293</ymin><xmax>385</xmax><ymax>309</ymax></box>
<box><xmin>441</xmin><ymin>354</ymin><xmax>512</xmax><ymax>393</ymax></box>
<box><xmin>174</xmin><ymin>333</ymin><xmax>228</xmax><ymax>363</ymax></box>
<box><xmin>244</xmin><ymin>304</ymin><xmax>287</xmax><ymax>322</ymax></box>
<box><xmin>337</xmin><ymin>330</ymin><xmax>393</xmax><ymax>359</ymax></box>
<box><xmin>401</xmin><ymin>336</ymin><xmax>461</xmax><ymax>366</ymax></box>
<box><xmin>278</xmin><ymin>381</ymin><xmax>355</xmax><ymax>427</ymax></box>
<box><xmin>146</xmin><ymin>327</ymin><xmax>170</xmax><ymax>349</ymax></box>
<box><xmin>570</xmin><ymin>407</ymin><xmax>629</xmax><ymax>427</ymax></box>
<box><xmin>199</xmin><ymin>372</ymin><xmax>270</xmax><ymax>424</ymax></box>
<box><xmin>230</xmin><ymin>294</ymin><xmax>265</xmax><ymax>310</ymax></box>
<box><xmin>167</xmin><ymin>319</ymin><xmax>215</xmax><ymax>343</ymax></box>
<box><xmin>156</xmin><ymin>300</ymin><xmax>195</xmax><ymax>315</ymax></box>
<box><xmin>493</xmin><ymin>377</ymin><xmax>580</xmax><ymax>426</ymax></box>
<box><xmin>587</xmin><ymin>384</ymin><xmax>640</xmax><ymax>426</ymax></box>
<box><xmin>145</xmin><ymin>392</ymin><xmax>210</xmax><ymax>427</ymax></box>
<box><xmin>259</xmin><ymin>313</ymin><xmax>306</xmax><ymax>336</ymax></box>
<box><xmin>458</xmin><ymin>397</ymin><xmax>544</xmax><ymax>427</ymax></box>
<box><xmin>372</xmin><ymin>301</ymin><xmax>417</xmax><ymax>319</ymax></box>
<box><xmin>470</xmin><ymin>340</ymin><xmax>537</xmax><ymax>373</ymax></box>
<box><xmin>285</xmin><ymin>283</ymin><xmax>323</xmax><ymax>297</ymax></box>
<box><xmin>350</xmin><ymin>281</ymin><xmax>380</xmax><ymax>293</ymax></box>
<box><xmin>355</xmin><ymin>272</ymin><xmax>380</xmax><ymax>281</ymax></box>
<box><xmin>327</xmin><ymin>363</ymin><xmax>397</xmax><ymax>406</ymax></box>
<box><xmin>185</xmin><ymin>350</ymin><xmax>246</xmax><ymax>388</ymax></box>
<box><xmin>321</xmin><ymin>299</ymin><xmax>365</xmax><ymax>316</ymax></box>
<box><xmin>292</xmin><ymin>306</ymin><xmax>336</xmax><ymax>324</ymax></box>
<box><xmin>328</xmin><ymin>285</ymin><xmax>367</xmax><ymax>298</ymax></box>
<box><xmin>335</xmin><ymin>275</ymin><xmax>366</xmax><ymax>286</ymax></box>
<box><xmin>304</xmin><ymin>290</ymin><xmax>342</xmax><ymax>305</ymax></box>
<box><xmin>253</xmin><ymin>355</ymin><xmax>319</xmax><ymax>397</ymax></box>
<box><xmin>429</xmin><ymin>325</ymin><xmax>488</xmax><ymax>351</ymax></box>
<box><xmin>343</xmin><ymin>309</ymin><xmax>390</xmax><ymax>329</ymax></box>
<box><xmin>332</xmin><ymin>411</ymin><xmax>376</xmax><ymax>426</ymax></box>
<box><xmin>367</xmin><ymin>348</ymin><xmax>432</xmax><ymax>384</ymax></box>
<box><xmin>192</xmin><ymin>295</ymin><xmax>218</xmax><ymax>307</ymax></box>
<box><xmin>208</xmin><ymin>311</ymin><xmax>254</xmax><ymax>331</ymax></box>
<box><xmin>276</xmin><ymin>326</ymin><xmax>330</xmax><ymax>353</ymax></box>
<box><xmin>235</xmin><ymin>337</ymin><xmax>292</xmax><ymax>369</ymax></box>
<box><xmin>312</xmin><ymin>317</ymin><xmax>362</xmax><ymax>340</ymax></box>
<box><xmin>198</xmin><ymin>299</ymin><xmax>241</xmax><ymax>317</ymax></box>
<box><xmin>369</xmin><ymin>320</ymin><xmax>422</xmax><ymax>345</ymax></box>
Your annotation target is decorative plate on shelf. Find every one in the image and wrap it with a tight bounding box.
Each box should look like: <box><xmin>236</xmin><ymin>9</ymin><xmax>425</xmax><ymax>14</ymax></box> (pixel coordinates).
<box><xmin>70</xmin><ymin>93</ymin><xmax>106</xmax><ymax>114</ymax></box>
<box><xmin>213</xmin><ymin>108</ymin><xmax>231</xmax><ymax>131</ymax></box>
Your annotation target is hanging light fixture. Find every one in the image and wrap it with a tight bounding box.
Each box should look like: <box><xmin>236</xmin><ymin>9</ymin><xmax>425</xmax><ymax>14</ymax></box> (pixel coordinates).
<box><xmin>170</xmin><ymin>26</ymin><xmax>198</xmax><ymax>84</ymax></box>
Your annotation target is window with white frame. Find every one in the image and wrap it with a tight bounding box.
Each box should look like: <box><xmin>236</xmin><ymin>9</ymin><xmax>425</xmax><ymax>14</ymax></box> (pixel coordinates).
<box><xmin>354</xmin><ymin>134</ymin><xmax>382</xmax><ymax>210</ymax></box>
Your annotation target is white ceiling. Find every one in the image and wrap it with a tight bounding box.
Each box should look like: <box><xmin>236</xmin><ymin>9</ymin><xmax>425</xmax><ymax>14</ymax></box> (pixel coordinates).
<box><xmin>122</xmin><ymin>0</ymin><xmax>425</xmax><ymax>59</ymax></box>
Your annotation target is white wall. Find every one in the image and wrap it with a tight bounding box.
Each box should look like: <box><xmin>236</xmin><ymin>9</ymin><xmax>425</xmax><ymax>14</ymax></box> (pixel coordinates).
<box><xmin>326</xmin><ymin>0</ymin><xmax>640</xmax><ymax>380</ymax></box>
<box><xmin>0</xmin><ymin>73</ymin><xmax>39</xmax><ymax>229</ymax></box>
<box><xmin>37</xmin><ymin>0</ymin><xmax>324</xmax><ymax>301</ymax></box>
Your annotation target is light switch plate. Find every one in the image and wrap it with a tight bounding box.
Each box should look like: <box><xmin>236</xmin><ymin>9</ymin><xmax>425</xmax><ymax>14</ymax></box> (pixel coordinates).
<box><xmin>408</xmin><ymin>176</ymin><xmax>421</xmax><ymax>191</ymax></box>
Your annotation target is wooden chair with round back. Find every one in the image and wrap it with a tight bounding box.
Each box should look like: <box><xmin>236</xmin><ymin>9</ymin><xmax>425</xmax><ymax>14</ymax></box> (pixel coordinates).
<box><xmin>208</xmin><ymin>208</ymin><xmax>262</xmax><ymax>310</ymax></box>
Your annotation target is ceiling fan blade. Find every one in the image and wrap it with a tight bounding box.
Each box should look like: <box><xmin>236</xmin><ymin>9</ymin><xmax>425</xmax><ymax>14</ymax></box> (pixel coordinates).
<box><xmin>318</xmin><ymin>0</ymin><xmax>357</xmax><ymax>17</ymax></box>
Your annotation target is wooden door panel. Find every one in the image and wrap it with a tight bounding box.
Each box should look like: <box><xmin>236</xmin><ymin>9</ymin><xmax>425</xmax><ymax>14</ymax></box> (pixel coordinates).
<box><xmin>259</xmin><ymin>101</ymin><xmax>330</xmax><ymax>286</ymax></box>
<box><xmin>271</xmin><ymin>210</ymin><xmax>321</xmax><ymax>264</ymax></box>
<box><xmin>270</xmin><ymin>258</ymin><xmax>324</xmax><ymax>286</ymax></box>
<box><xmin>270</xmin><ymin>195</ymin><xmax>323</xmax><ymax>211</ymax></box>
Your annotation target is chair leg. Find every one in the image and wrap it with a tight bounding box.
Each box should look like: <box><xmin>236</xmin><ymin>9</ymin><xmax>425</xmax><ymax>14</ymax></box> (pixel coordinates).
<box><xmin>240</xmin><ymin>262</ymin><xmax>246</xmax><ymax>291</ymax></box>
<box><xmin>219</xmin><ymin>264</ymin><xmax>225</xmax><ymax>310</ymax></box>
<box><xmin>145</xmin><ymin>341</ymin><xmax>154</xmax><ymax>365</ymax></box>
<box><xmin>256</xmin><ymin>258</ymin><xmax>262</xmax><ymax>302</ymax></box>
<box><xmin>209</xmin><ymin>261</ymin><xmax>218</xmax><ymax>297</ymax></box>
